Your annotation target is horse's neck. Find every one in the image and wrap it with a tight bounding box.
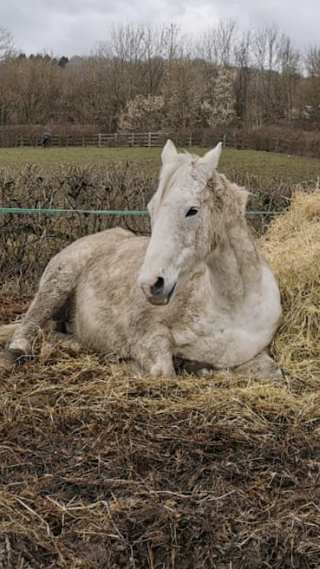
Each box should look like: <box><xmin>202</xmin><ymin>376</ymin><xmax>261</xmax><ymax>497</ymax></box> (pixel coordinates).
<box><xmin>205</xmin><ymin>221</ymin><xmax>262</xmax><ymax>304</ymax></box>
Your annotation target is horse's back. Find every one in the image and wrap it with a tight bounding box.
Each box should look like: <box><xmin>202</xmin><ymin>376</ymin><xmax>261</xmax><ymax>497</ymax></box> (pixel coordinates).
<box><xmin>41</xmin><ymin>227</ymin><xmax>135</xmax><ymax>285</ymax></box>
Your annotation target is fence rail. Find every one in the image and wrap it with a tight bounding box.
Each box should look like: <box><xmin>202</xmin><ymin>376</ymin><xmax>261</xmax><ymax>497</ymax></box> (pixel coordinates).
<box><xmin>1</xmin><ymin>128</ymin><xmax>319</xmax><ymax>157</ymax></box>
<box><xmin>0</xmin><ymin>131</ymin><xmax>229</xmax><ymax>149</ymax></box>
<box><xmin>0</xmin><ymin>207</ymin><xmax>284</xmax><ymax>217</ymax></box>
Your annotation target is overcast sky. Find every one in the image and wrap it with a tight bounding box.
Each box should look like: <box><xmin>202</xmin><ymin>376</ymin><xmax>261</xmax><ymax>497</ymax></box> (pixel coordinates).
<box><xmin>1</xmin><ymin>0</ymin><xmax>319</xmax><ymax>57</ymax></box>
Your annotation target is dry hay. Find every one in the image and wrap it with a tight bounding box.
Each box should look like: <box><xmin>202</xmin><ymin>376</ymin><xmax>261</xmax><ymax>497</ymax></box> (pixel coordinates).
<box><xmin>1</xmin><ymin>191</ymin><xmax>320</xmax><ymax>568</ymax></box>
<box><xmin>263</xmin><ymin>189</ymin><xmax>320</xmax><ymax>390</ymax></box>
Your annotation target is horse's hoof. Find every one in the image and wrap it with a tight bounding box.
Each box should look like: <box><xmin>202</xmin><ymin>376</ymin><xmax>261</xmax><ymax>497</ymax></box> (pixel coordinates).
<box><xmin>269</xmin><ymin>366</ymin><xmax>283</xmax><ymax>381</ymax></box>
<box><xmin>0</xmin><ymin>352</ymin><xmax>16</xmax><ymax>374</ymax></box>
<box><xmin>0</xmin><ymin>349</ymin><xmax>25</xmax><ymax>374</ymax></box>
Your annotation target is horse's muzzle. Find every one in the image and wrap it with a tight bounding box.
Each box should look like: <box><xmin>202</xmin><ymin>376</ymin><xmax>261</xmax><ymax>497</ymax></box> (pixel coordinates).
<box><xmin>141</xmin><ymin>278</ymin><xmax>176</xmax><ymax>305</ymax></box>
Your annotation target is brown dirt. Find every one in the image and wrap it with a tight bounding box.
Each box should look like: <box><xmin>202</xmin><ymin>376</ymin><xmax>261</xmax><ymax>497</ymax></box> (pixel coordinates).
<box><xmin>0</xmin><ymin>293</ymin><xmax>32</xmax><ymax>323</ymax></box>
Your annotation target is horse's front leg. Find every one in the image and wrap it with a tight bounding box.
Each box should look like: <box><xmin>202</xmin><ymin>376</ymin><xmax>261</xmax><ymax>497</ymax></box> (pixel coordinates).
<box><xmin>133</xmin><ymin>332</ymin><xmax>176</xmax><ymax>378</ymax></box>
<box><xmin>0</xmin><ymin>264</ymin><xmax>76</xmax><ymax>371</ymax></box>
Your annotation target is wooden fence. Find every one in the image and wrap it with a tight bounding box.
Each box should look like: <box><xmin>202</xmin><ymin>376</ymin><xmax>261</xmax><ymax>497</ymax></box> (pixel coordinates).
<box><xmin>1</xmin><ymin>128</ymin><xmax>319</xmax><ymax>157</ymax></box>
<box><xmin>0</xmin><ymin>130</ymin><xmax>228</xmax><ymax>149</ymax></box>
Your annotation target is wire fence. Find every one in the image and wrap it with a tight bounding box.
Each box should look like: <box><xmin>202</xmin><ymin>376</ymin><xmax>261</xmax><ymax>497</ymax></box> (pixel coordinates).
<box><xmin>0</xmin><ymin>207</ymin><xmax>284</xmax><ymax>217</ymax></box>
<box><xmin>0</xmin><ymin>206</ymin><xmax>284</xmax><ymax>292</ymax></box>
<box><xmin>0</xmin><ymin>162</ymin><xmax>294</xmax><ymax>289</ymax></box>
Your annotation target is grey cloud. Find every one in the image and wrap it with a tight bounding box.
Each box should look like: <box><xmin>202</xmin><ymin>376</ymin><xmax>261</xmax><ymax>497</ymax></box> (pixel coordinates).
<box><xmin>0</xmin><ymin>0</ymin><xmax>319</xmax><ymax>56</ymax></box>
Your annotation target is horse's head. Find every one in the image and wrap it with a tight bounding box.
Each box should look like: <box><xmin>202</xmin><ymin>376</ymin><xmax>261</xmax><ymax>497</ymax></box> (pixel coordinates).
<box><xmin>138</xmin><ymin>140</ymin><xmax>225</xmax><ymax>305</ymax></box>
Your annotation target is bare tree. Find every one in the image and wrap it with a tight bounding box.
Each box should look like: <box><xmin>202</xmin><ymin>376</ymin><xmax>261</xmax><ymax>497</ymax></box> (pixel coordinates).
<box><xmin>96</xmin><ymin>24</ymin><xmax>147</xmax><ymax>119</ymax></box>
<box><xmin>0</xmin><ymin>20</ymin><xmax>310</xmax><ymax>133</ymax></box>
<box><xmin>0</xmin><ymin>26</ymin><xmax>16</xmax><ymax>62</ymax></box>
<box><xmin>306</xmin><ymin>44</ymin><xmax>320</xmax><ymax>77</ymax></box>
<box><xmin>250</xmin><ymin>24</ymin><xmax>287</xmax><ymax>124</ymax></box>
<box><xmin>62</xmin><ymin>57</ymin><xmax>115</xmax><ymax>127</ymax></box>
<box><xmin>278</xmin><ymin>36</ymin><xmax>301</xmax><ymax>120</ymax></box>
<box><xmin>298</xmin><ymin>45</ymin><xmax>320</xmax><ymax>123</ymax></box>
<box><xmin>0</xmin><ymin>56</ymin><xmax>63</xmax><ymax>124</ymax></box>
<box><xmin>142</xmin><ymin>24</ymin><xmax>181</xmax><ymax>95</ymax></box>
<box><xmin>160</xmin><ymin>57</ymin><xmax>200</xmax><ymax>131</ymax></box>
<box><xmin>197</xmin><ymin>19</ymin><xmax>238</xmax><ymax>66</ymax></box>
<box><xmin>233</xmin><ymin>29</ymin><xmax>253</xmax><ymax>123</ymax></box>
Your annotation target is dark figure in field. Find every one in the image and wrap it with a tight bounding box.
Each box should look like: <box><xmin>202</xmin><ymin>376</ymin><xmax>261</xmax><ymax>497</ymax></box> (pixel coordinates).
<box><xmin>42</xmin><ymin>132</ymin><xmax>52</xmax><ymax>148</ymax></box>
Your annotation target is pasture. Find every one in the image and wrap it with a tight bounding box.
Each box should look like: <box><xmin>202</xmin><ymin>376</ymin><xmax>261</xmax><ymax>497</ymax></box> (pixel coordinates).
<box><xmin>1</xmin><ymin>145</ymin><xmax>320</xmax><ymax>183</ymax></box>
<box><xmin>1</xmin><ymin>147</ymin><xmax>320</xmax><ymax>568</ymax></box>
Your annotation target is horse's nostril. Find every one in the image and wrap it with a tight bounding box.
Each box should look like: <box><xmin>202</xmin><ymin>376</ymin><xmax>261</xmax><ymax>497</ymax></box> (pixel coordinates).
<box><xmin>151</xmin><ymin>277</ymin><xmax>164</xmax><ymax>295</ymax></box>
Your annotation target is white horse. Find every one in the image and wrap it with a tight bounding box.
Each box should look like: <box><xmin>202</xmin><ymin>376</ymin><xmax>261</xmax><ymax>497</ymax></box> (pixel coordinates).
<box><xmin>0</xmin><ymin>141</ymin><xmax>282</xmax><ymax>378</ymax></box>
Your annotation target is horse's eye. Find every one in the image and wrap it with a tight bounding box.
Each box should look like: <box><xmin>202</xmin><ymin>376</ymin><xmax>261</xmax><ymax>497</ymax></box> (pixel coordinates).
<box><xmin>186</xmin><ymin>207</ymin><xmax>199</xmax><ymax>218</ymax></box>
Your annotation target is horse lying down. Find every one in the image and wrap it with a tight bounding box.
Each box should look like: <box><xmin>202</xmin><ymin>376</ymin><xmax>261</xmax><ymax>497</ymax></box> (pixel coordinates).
<box><xmin>0</xmin><ymin>141</ymin><xmax>282</xmax><ymax>379</ymax></box>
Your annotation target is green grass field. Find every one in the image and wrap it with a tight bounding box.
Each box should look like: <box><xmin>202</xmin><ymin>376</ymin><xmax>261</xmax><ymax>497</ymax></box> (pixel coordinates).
<box><xmin>1</xmin><ymin>146</ymin><xmax>320</xmax><ymax>183</ymax></box>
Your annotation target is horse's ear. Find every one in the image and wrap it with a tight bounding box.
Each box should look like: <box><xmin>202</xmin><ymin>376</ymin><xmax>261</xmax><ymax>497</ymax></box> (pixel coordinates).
<box><xmin>162</xmin><ymin>140</ymin><xmax>178</xmax><ymax>165</ymax></box>
<box><xmin>199</xmin><ymin>142</ymin><xmax>222</xmax><ymax>174</ymax></box>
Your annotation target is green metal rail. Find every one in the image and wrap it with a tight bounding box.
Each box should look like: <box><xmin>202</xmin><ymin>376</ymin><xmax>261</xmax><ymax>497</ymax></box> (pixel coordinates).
<box><xmin>0</xmin><ymin>208</ymin><xmax>283</xmax><ymax>216</ymax></box>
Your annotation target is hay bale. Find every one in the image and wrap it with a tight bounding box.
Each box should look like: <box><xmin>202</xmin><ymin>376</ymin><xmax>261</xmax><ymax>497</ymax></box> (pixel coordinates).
<box><xmin>262</xmin><ymin>189</ymin><xmax>320</xmax><ymax>388</ymax></box>
<box><xmin>2</xmin><ymin>189</ymin><xmax>320</xmax><ymax>568</ymax></box>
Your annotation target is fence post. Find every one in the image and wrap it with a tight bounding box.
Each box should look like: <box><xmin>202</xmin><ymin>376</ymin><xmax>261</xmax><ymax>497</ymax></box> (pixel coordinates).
<box><xmin>98</xmin><ymin>133</ymin><xmax>102</xmax><ymax>147</ymax></box>
<box><xmin>188</xmin><ymin>134</ymin><xmax>192</xmax><ymax>147</ymax></box>
<box><xmin>223</xmin><ymin>134</ymin><xmax>227</xmax><ymax>148</ymax></box>
<box><xmin>148</xmin><ymin>132</ymin><xmax>151</xmax><ymax>148</ymax></box>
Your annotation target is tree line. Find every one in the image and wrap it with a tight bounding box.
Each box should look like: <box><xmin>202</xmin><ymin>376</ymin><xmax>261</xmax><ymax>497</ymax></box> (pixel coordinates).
<box><xmin>0</xmin><ymin>21</ymin><xmax>319</xmax><ymax>132</ymax></box>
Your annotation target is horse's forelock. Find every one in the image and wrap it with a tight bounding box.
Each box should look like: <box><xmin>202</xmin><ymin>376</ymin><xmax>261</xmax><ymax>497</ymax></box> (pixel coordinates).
<box><xmin>155</xmin><ymin>153</ymin><xmax>206</xmax><ymax>212</ymax></box>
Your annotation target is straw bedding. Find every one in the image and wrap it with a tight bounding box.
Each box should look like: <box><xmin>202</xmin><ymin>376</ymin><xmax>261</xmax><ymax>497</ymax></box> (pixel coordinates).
<box><xmin>1</xmin><ymin>190</ymin><xmax>320</xmax><ymax>568</ymax></box>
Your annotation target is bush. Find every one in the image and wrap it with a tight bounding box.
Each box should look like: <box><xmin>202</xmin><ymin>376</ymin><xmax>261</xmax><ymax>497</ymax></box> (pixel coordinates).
<box><xmin>0</xmin><ymin>162</ymin><xmax>302</xmax><ymax>290</ymax></box>
<box><xmin>227</xmin><ymin>125</ymin><xmax>320</xmax><ymax>158</ymax></box>
<box><xmin>0</xmin><ymin>163</ymin><xmax>155</xmax><ymax>288</ymax></box>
